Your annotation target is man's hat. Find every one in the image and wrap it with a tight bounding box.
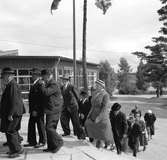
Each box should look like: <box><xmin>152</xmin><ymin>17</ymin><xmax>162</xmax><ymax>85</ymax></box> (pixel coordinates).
<box><xmin>31</xmin><ymin>68</ymin><xmax>41</xmax><ymax>75</ymax></box>
<box><xmin>60</xmin><ymin>75</ymin><xmax>70</xmax><ymax>80</ymax></box>
<box><xmin>95</xmin><ymin>79</ymin><xmax>105</xmax><ymax>88</ymax></box>
<box><xmin>41</xmin><ymin>69</ymin><xmax>53</xmax><ymax>76</ymax></box>
<box><xmin>112</xmin><ymin>103</ymin><xmax>121</xmax><ymax>111</ymax></box>
<box><xmin>1</xmin><ymin>67</ymin><xmax>15</xmax><ymax>76</ymax></box>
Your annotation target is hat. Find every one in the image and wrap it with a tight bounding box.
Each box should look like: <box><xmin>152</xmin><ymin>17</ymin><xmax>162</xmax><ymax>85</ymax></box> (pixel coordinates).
<box><xmin>148</xmin><ymin>110</ymin><xmax>152</xmax><ymax>114</ymax></box>
<box><xmin>95</xmin><ymin>79</ymin><xmax>105</xmax><ymax>88</ymax></box>
<box><xmin>31</xmin><ymin>68</ymin><xmax>41</xmax><ymax>75</ymax></box>
<box><xmin>112</xmin><ymin>103</ymin><xmax>121</xmax><ymax>111</ymax></box>
<box><xmin>41</xmin><ymin>69</ymin><xmax>52</xmax><ymax>76</ymax></box>
<box><xmin>1</xmin><ymin>67</ymin><xmax>15</xmax><ymax>76</ymax></box>
<box><xmin>60</xmin><ymin>75</ymin><xmax>70</xmax><ymax>80</ymax></box>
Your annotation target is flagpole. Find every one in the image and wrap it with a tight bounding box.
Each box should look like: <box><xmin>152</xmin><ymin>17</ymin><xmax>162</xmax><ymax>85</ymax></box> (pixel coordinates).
<box><xmin>73</xmin><ymin>0</ymin><xmax>77</xmax><ymax>86</ymax></box>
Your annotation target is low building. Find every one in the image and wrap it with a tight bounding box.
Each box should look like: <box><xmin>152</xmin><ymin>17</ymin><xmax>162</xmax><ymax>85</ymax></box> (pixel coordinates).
<box><xmin>0</xmin><ymin>49</ymin><xmax>18</xmax><ymax>56</ymax></box>
<box><xmin>0</xmin><ymin>56</ymin><xmax>99</xmax><ymax>99</ymax></box>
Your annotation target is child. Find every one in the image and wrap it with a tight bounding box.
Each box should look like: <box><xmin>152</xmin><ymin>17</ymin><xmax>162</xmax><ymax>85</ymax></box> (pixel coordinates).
<box><xmin>78</xmin><ymin>90</ymin><xmax>93</xmax><ymax>142</ymax></box>
<box><xmin>128</xmin><ymin>113</ymin><xmax>142</xmax><ymax>157</ymax></box>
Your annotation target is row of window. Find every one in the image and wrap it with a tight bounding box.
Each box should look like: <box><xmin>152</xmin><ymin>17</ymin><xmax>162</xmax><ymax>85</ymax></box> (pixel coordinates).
<box><xmin>0</xmin><ymin>68</ymin><xmax>97</xmax><ymax>99</ymax></box>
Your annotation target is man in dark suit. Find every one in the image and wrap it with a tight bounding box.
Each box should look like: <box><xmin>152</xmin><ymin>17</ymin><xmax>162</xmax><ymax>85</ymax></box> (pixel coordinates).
<box><xmin>0</xmin><ymin>67</ymin><xmax>25</xmax><ymax>158</ymax></box>
<box><xmin>38</xmin><ymin>69</ymin><xmax>64</xmax><ymax>153</ymax></box>
<box><xmin>60</xmin><ymin>75</ymin><xmax>85</xmax><ymax>139</ymax></box>
<box><xmin>24</xmin><ymin>68</ymin><xmax>46</xmax><ymax>148</ymax></box>
<box><xmin>109</xmin><ymin>103</ymin><xmax>128</xmax><ymax>155</ymax></box>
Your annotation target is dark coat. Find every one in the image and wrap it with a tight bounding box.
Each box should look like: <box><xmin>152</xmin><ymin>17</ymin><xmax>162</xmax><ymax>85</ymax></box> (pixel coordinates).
<box><xmin>0</xmin><ymin>79</ymin><xmax>25</xmax><ymax>132</ymax></box>
<box><xmin>61</xmin><ymin>83</ymin><xmax>79</xmax><ymax>110</ymax></box>
<box><xmin>109</xmin><ymin>111</ymin><xmax>128</xmax><ymax>139</ymax></box>
<box><xmin>39</xmin><ymin>79</ymin><xmax>63</xmax><ymax>116</ymax></box>
<box><xmin>128</xmin><ymin>121</ymin><xmax>142</xmax><ymax>150</ymax></box>
<box><xmin>144</xmin><ymin>113</ymin><xmax>156</xmax><ymax>127</ymax></box>
<box><xmin>78</xmin><ymin>96</ymin><xmax>92</xmax><ymax>126</ymax></box>
<box><xmin>29</xmin><ymin>79</ymin><xmax>44</xmax><ymax>115</ymax></box>
<box><xmin>0</xmin><ymin>79</ymin><xmax>25</xmax><ymax>117</ymax></box>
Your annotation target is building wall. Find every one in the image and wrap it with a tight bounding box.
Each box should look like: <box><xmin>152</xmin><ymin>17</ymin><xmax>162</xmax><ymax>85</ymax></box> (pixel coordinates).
<box><xmin>0</xmin><ymin>57</ymin><xmax>99</xmax><ymax>99</ymax></box>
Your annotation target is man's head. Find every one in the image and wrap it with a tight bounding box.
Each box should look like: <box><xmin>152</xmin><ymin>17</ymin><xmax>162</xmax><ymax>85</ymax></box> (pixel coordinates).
<box><xmin>60</xmin><ymin>75</ymin><xmax>70</xmax><ymax>85</ymax></box>
<box><xmin>1</xmin><ymin>67</ymin><xmax>15</xmax><ymax>82</ymax></box>
<box><xmin>31</xmin><ymin>68</ymin><xmax>41</xmax><ymax>81</ymax></box>
<box><xmin>41</xmin><ymin>69</ymin><xmax>53</xmax><ymax>82</ymax></box>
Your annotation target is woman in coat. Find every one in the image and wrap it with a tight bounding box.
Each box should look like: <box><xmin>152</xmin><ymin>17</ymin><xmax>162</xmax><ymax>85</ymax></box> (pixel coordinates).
<box><xmin>85</xmin><ymin>80</ymin><xmax>114</xmax><ymax>149</ymax></box>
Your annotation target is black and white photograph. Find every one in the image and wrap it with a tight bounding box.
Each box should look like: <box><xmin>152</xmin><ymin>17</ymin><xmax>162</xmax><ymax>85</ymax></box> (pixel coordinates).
<box><xmin>0</xmin><ymin>0</ymin><xmax>166</xmax><ymax>159</ymax></box>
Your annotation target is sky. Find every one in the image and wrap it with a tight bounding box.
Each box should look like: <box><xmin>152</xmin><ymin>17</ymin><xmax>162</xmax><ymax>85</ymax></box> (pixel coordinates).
<box><xmin>0</xmin><ymin>0</ymin><xmax>162</xmax><ymax>71</ymax></box>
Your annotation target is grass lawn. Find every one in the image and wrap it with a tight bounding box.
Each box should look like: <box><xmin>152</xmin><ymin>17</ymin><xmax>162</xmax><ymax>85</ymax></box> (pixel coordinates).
<box><xmin>110</xmin><ymin>95</ymin><xmax>167</xmax><ymax>119</ymax></box>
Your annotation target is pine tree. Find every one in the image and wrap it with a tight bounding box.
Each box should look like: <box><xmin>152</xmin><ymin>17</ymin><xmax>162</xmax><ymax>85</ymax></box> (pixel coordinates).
<box><xmin>99</xmin><ymin>60</ymin><xmax>117</xmax><ymax>95</ymax></box>
<box><xmin>117</xmin><ymin>57</ymin><xmax>133</xmax><ymax>94</ymax></box>
<box><xmin>132</xmin><ymin>1</ymin><xmax>167</xmax><ymax>97</ymax></box>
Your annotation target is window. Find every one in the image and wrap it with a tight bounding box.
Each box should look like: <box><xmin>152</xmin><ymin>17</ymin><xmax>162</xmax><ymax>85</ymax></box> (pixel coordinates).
<box><xmin>14</xmin><ymin>69</ymin><xmax>32</xmax><ymax>100</ymax></box>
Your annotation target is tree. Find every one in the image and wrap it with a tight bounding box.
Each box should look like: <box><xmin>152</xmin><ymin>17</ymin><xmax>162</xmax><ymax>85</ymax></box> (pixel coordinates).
<box><xmin>82</xmin><ymin>0</ymin><xmax>112</xmax><ymax>93</ymax></box>
<box><xmin>136</xmin><ymin>61</ymin><xmax>149</xmax><ymax>91</ymax></box>
<box><xmin>131</xmin><ymin>1</ymin><xmax>167</xmax><ymax>97</ymax></box>
<box><xmin>99</xmin><ymin>60</ymin><xmax>117</xmax><ymax>95</ymax></box>
<box><xmin>117</xmin><ymin>57</ymin><xmax>134</xmax><ymax>94</ymax></box>
<box><xmin>51</xmin><ymin>0</ymin><xmax>112</xmax><ymax>93</ymax></box>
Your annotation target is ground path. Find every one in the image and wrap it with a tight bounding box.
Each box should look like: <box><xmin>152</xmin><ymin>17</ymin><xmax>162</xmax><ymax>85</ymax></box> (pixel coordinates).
<box><xmin>0</xmin><ymin>115</ymin><xmax>166</xmax><ymax>160</ymax></box>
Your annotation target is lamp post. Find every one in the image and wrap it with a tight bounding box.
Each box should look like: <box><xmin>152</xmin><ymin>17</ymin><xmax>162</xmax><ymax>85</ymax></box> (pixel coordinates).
<box><xmin>73</xmin><ymin>0</ymin><xmax>77</xmax><ymax>86</ymax></box>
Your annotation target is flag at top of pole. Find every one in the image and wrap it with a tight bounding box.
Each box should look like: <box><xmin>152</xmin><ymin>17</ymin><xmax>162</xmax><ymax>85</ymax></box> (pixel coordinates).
<box><xmin>95</xmin><ymin>0</ymin><xmax>112</xmax><ymax>14</ymax></box>
<box><xmin>51</xmin><ymin>0</ymin><xmax>62</xmax><ymax>14</ymax></box>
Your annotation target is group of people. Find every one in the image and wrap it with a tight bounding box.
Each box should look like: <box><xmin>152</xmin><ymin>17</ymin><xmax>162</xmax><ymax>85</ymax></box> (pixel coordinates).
<box><xmin>0</xmin><ymin>67</ymin><xmax>157</xmax><ymax>158</ymax></box>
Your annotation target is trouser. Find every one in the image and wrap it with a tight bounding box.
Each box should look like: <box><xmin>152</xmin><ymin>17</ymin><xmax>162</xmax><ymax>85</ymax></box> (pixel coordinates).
<box><xmin>113</xmin><ymin>135</ymin><xmax>122</xmax><ymax>154</ymax></box>
<box><xmin>60</xmin><ymin>107</ymin><xmax>85</xmax><ymax>138</ymax></box>
<box><xmin>6</xmin><ymin>116</ymin><xmax>22</xmax><ymax>153</ymax></box>
<box><xmin>27</xmin><ymin>114</ymin><xmax>46</xmax><ymax>145</ymax></box>
<box><xmin>46</xmin><ymin>114</ymin><xmax>63</xmax><ymax>150</ymax></box>
<box><xmin>128</xmin><ymin>136</ymin><xmax>140</xmax><ymax>157</ymax></box>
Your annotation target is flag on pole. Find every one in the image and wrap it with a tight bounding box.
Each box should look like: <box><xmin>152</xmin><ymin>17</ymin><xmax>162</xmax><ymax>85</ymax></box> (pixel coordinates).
<box><xmin>95</xmin><ymin>0</ymin><xmax>112</xmax><ymax>14</ymax></box>
<box><xmin>50</xmin><ymin>0</ymin><xmax>61</xmax><ymax>14</ymax></box>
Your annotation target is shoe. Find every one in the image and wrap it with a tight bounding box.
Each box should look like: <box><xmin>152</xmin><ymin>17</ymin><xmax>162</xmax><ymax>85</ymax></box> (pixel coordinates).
<box><xmin>24</xmin><ymin>143</ymin><xmax>36</xmax><ymax>147</ymax></box>
<box><xmin>34</xmin><ymin>143</ymin><xmax>45</xmax><ymax>148</ymax></box>
<box><xmin>62</xmin><ymin>133</ymin><xmax>70</xmax><ymax>137</ymax></box>
<box><xmin>143</xmin><ymin>146</ymin><xmax>146</xmax><ymax>151</ymax></box>
<box><xmin>51</xmin><ymin>143</ymin><xmax>63</xmax><ymax>153</ymax></box>
<box><xmin>16</xmin><ymin>148</ymin><xmax>24</xmax><ymax>154</ymax></box>
<box><xmin>89</xmin><ymin>138</ymin><xmax>94</xmax><ymax>143</ymax></box>
<box><xmin>3</xmin><ymin>142</ymin><xmax>8</xmax><ymax>146</ymax></box>
<box><xmin>8</xmin><ymin>153</ymin><xmax>20</xmax><ymax>158</ymax></box>
<box><xmin>6</xmin><ymin>151</ymin><xmax>12</xmax><ymax>154</ymax></box>
<box><xmin>43</xmin><ymin>148</ymin><xmax>51</xmax><ymax>152</ymax></box>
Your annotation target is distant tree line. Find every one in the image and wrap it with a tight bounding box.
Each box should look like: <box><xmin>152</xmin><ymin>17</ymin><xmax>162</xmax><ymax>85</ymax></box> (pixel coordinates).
<box><xmin>99</xmin><ymin>0</ymin><xmax>167</xmax><ymax>97</ymax></box>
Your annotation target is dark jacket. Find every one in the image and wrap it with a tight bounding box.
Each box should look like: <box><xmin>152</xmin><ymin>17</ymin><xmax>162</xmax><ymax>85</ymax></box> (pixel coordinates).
<box><xmin>0</xmin><ymin>79</ymin><xmax>25</xmax><ymax>118</ymax></box>
<box><xmin>78</xmin><ymin>96</ymin><xmax>92</xmax><ymax>125</ymax></box>
<box><xmin>78</xmin><ymin>96</ymin><xmax>92</xmax><ymax>118</ymax></box>
<box><xmin>39</xmin><ymin>79</ymin><xmax>63</xmax><ymax>115</ymax></box>
<box><xmin>29</xmin><ymin>79</ymin><xmax>44</xmax><ymax>115</ymax></box>
<box><xmin>144</xmin><ymin>113</ymin><xmax>156</xmax><ymax>127</ymax></box>
<box><xmin>109</xmin><ymin>111</ymin><xmax>128</xmax><ymax>139</ymax></box>
<box><xmin>61</xmin><ymin>83</ymin><xmax>79</xmax><ymax>109</ymax></box>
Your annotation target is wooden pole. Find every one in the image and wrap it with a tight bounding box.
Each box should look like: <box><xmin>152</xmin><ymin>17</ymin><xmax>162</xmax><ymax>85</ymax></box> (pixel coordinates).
<box><xmin>73</xmin><ymin>0</ymin><xmax>77</xmax><ymax>85</ymax></box>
